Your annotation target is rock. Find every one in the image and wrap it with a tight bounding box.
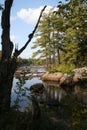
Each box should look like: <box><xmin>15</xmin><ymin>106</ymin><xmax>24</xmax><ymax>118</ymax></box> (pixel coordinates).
<box><xmin>55</xmin><ymin>72</ymin><xmax>63</xmax><ymax>80</ymax></box>
<box><xmin>41</xmin><ymin>67</ymin><xmax>87</xmax><ymax>86</ymax></box>
<box><xmin>30</xmin><ymin>83</ymin><xmax>45</xmax><ymax>94</ymax></box>
<box><xmin>73</xmin><ymin>75</ymin><xmax>80</xmax><ymax>83</ymax></box>
<box><xmin>59</xmin><ymin>77</ymin><xmax>66</xmax><ymax>85</ymax></box>
<box><xmin>41</xmin><ymin>72</ymin><xmax>63</xmax><ymax>81</ymax></box>
<box><xmin>59</xmin><ymin>75</ymin><xmax>73</xmax><ymax>86</ymax></box>
<box><xmin>73</xmin><ymin>67</ymin><xmax>87</xmax><ymax>78</ymax></box>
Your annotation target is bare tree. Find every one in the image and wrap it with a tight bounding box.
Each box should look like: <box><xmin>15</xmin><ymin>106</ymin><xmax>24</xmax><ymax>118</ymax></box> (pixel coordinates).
<box><xmin>0</xmin><ymin>0</ymin><xmax>46</xmax><ymax>113</ymax></box>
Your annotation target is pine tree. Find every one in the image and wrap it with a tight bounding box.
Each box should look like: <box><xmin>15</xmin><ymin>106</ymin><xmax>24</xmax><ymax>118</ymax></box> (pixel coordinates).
<box><xmin>57</xmin><ymin>0</ymin><xmax>87</xmax><ymax>66</ymax></box>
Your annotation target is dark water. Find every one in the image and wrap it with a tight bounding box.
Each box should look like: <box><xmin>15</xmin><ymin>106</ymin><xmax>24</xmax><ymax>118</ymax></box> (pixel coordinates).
<box><xmin>11</xmin><ymin>67</ymin><xmax>87</xmax><ymax>111</ymax></box>
<box><xmin>44</xmin><ymin>81</ymin><xmax>87</xmax><ymax>105</ymax></box>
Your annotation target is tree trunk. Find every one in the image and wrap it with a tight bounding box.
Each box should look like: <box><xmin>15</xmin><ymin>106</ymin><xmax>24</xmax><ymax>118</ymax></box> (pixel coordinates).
<box><xmin>0</xmin><ymin>0</ymin><xmax>15</xmax><ymax>113</ymax></box>
<box><xmin>0</xmin><ymin>59</ymin><xmax>17</xmax><ymax>112</ymax></box>
<box><xmin>57</xmin><ymin>48</ymin><xmax>60</xmax><ymax>64</ymax></box>
<box><xmin>0</xmin><ymin>76</ymin><xmax>13</xmax><ymax>112</ymax></box>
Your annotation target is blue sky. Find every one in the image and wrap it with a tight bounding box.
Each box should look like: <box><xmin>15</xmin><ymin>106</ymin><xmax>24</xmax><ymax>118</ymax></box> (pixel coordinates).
<box><xmin>0</xmin><ymin>0</ymin><xmax>66</xmax><ymax>59</ymax></box>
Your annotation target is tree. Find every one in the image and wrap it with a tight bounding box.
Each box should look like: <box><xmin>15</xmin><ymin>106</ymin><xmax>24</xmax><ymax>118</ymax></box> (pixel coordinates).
<box><xmin>57</xmin><ymin>0</ymin><xmax>87</xmax><ymax>66</ymax></box>
<box><xmin>32</xmin><ymin>12</ymin><xmax>53</xmax><ymax>65</ymax></box>
<box><xmin>0</xmin><ymin>0</ymin><xmax>46</xmax><ymax>113</ymax></box>
<box><xmin>32</xmin><ymin>0</ymin><xmax>87</xmax><ymax>67</ymax></box>
<box><xmin>32</xmin><ymin>10</ymin><xmax>64</xmax><ymax>65</ymax></box>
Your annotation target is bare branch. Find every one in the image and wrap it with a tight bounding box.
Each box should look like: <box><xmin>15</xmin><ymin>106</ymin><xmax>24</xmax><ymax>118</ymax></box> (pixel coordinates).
<box><xmin>13</xmin><ymin>5</ymin><xmax>47</xmax><ymax>58</ymax></box>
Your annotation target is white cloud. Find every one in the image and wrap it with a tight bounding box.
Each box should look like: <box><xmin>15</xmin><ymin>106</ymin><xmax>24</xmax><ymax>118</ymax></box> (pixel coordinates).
<box><xmin>17</xmin><ymin>6</ymin><xmax>52</xmax><ymax>24</ymax></box>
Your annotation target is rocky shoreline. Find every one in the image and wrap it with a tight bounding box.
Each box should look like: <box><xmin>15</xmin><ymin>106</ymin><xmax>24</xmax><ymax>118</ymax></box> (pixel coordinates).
<box><xmin>14</xmin><ymin>66</ymin><xmax>87</xmax><ymax>86</ymax></box>
<box><xmin>14</xmin><ymin>66</ymin><xmax>46</xmax><ymax>80</ymax></box>
<box><xmin>41</xmin><ymin>67</ymin><xmax>87</xmax><ymax>86</ymax></box>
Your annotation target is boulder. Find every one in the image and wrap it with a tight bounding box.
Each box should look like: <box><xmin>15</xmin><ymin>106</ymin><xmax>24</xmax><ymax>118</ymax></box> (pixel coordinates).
<box><xmin>73</xmin><ymin>75</ymin><xmax>80</xmax><ymax>83</ymax></box>
<box><xmin>59</xmin><ymin>74</ymin><xmax>73</xmax><ymax>86</ymax></box>
<box><xmin>41</xmin><ymin>72</ymin><xmax>63</xmax><ymax>81</ymax></box>
<box><xmin>30</xmin><ymin>83</ymin><xmax>45</xmax><ymax>94</ymax></box>
<box><xmin>73</xmin><ymin>67</ymin><xmax>87</xmax><ymax>78</ymax></box>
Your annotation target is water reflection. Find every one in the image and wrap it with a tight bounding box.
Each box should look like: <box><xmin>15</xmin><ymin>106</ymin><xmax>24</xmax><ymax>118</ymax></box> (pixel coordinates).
<box><xmin>74</xmin><ymin>84</ymin><xmax>87</xmax><ymax>104</ymax></box>
<box><xmin>44</xmin><ymin>81</ymin><xmax>87</xmax><ymax>106</ymax></box>
<box><xmin>45</xmin><ymin>85</ymin><xmax>66</xmax><ymax>103</ymax></box>
<box><xmin>11</xmin><ymin>77</ymin><xmax>42</xmax><ymax>110</ymax></box>
<box><xmin>11</xmin><ymin>71</ymin><xmax>87</xmax><ymax>110</ymax></box>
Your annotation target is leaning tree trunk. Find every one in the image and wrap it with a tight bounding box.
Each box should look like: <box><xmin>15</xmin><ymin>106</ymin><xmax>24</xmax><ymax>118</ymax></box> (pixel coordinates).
<box><xmin>0</xmin><ymin>0</ymin><xmax>46</xmax><ymax>113</ymax></box>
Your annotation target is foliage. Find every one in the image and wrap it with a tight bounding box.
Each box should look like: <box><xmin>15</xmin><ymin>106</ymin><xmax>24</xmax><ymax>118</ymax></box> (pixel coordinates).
<box><xmin>32</xmin><ymin>0</ymin><xmax>87</xmax><ymax>67</ymax></box>
<box><xmin>0</xmin><ymin>0</ymin><xmax>87</xmax><ymax>129</ymax></box>
<box><xmin>17</xmin><ymin>57</ymin><xmax>35</xmax><ymax>66</ymax></box>
<box><xmin>49</xmin><ymin>64</ymin><xmax>75</xmax><ymax>74</ymax></box>
<box><xmin>32</xmin><ymin>9</ymin><xmax>64</xmax><ymax>65</ymax></box>
<box><xmin>59</xmin><ymin>0</ymin><xmax>87</xmax><ymax>66</ymax></box>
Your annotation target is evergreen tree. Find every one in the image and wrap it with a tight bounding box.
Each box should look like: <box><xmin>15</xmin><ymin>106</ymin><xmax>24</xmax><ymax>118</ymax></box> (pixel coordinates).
<box><xmin>57</xmin><ymin>0</ymin><xmax>87</xmax><ymax>66</ymax></box>
<box><xmin>32</xmin><ymin>9</ymin><xmax>64</xmax><ymax>65</ymax></box>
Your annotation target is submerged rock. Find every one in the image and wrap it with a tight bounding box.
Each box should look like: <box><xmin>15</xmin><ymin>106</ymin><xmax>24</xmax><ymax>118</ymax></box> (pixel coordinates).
<box><xmin>30</xmin><ymin>83</ymin><xmax>45</xmax><ymax>94</ymax></box>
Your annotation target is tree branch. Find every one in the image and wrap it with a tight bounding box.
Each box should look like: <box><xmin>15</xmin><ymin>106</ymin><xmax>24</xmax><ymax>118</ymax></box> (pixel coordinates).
<box><xmin>13</xmin><ymin>5</ymin><xmax>47</xmax><ymax>58</ymax></box>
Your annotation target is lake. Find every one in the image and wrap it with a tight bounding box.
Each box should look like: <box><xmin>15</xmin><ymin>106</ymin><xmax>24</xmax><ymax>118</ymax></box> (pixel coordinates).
<box><xmin>11</xmin><ymin>66</ymin><xmax>87</xmax><ymax>111</ymax></box>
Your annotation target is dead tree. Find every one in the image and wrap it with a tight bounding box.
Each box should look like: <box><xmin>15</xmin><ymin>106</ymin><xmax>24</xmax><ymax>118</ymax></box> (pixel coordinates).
<box><xmin>0</xmin><ymin>0</ymin><xmax>46</xmax><ymax>113</ymax></box>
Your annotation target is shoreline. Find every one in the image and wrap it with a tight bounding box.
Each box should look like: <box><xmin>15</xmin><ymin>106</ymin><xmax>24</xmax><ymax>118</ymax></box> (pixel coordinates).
<box><xmin>41</xmin><ymin>67</ymin><xmax>87</xmax><ymax>86</ymax></box>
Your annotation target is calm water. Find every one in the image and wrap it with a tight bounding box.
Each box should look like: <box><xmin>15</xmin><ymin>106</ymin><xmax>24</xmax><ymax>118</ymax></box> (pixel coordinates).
<box><xmin>11</xmin><ymin>77</ymin><xmax>42</xmax><ymax>110</ymax></box>
<box><xmin>11</xmin><ymin>67</ymin><xmax>87</xmax><ymax>111</ymax></box>
<box><xmin>11</xmin><ymin>77</ymin><xmax>87</xmax><ymax>110</ymax></box>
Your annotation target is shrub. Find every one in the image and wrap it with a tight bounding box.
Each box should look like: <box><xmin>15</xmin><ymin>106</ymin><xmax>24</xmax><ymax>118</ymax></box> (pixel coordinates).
<box><xmin>49</xmin><ymin>64</ymin><xmax>75</xmax><ymax>74</ymax></box>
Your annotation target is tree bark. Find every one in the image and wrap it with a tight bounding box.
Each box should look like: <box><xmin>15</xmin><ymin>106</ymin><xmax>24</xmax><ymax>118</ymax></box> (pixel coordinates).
<box><xmin>0</xmin><ymin>59</ymin><xmax>17</xmax><ymax>113</ymax></box>
<box><xmin>1</xmin><ymin>0</ymin><xmax>13</xmax><ymax>61</ymax></box>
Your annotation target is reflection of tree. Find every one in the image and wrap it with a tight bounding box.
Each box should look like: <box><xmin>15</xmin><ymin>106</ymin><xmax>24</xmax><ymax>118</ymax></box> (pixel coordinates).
<box><xmin>46</xmin><ymin>85</ymin><xmax>66</xmax><ymax>103</ymax></box>
<box><xmin>13</xmin><ymin>77</ymin><xmax>26</xmax><ymax>110</ymax></box>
